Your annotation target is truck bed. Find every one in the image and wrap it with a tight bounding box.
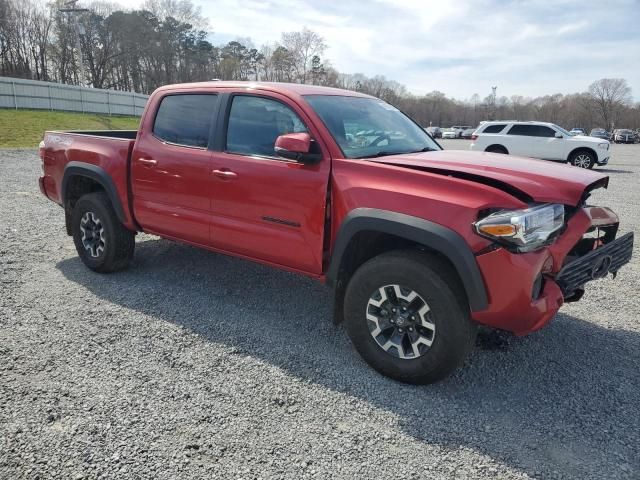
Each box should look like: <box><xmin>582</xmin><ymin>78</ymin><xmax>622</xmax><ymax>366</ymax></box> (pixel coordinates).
<box><xmin>40</xmin><ymin>130</ymin><xmax>138</xmax><ymax>230</ymax></box>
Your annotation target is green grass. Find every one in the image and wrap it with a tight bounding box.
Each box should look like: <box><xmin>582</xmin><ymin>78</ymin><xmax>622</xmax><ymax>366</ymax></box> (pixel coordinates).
<box><xmin>0</xmin><ymin>109</ymin><xmax>140</xmax><ymax>148</ymax></box>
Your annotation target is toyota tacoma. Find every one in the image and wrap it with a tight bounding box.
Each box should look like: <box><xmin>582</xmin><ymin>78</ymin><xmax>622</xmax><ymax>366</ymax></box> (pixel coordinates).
<box><xmin>38</xmin><ymin>82</ymin><xmax>634</xmax><ymax>384</ymax></box>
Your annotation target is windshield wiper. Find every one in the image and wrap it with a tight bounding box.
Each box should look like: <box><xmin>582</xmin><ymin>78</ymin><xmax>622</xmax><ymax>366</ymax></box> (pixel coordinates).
<box><xmin>407</xmin><ymin>147</ymin><xmax>437</xmax><ymax>153</ymax></box>
<box><xmin>353</xmin><ymin>151</ymin><xmax>409</xmax><ymax>159</ymax></box>
<box><xmin>353</xmin><ymin>147</ymin><xmax>436</xmax><ymax>159</ymax></box>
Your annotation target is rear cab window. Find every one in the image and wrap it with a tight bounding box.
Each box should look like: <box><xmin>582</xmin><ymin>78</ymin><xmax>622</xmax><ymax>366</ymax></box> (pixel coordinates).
<box><xmin>153</xmin><ymin>94</ymin><xmax>218</xmax><ymax>148</ymax></box>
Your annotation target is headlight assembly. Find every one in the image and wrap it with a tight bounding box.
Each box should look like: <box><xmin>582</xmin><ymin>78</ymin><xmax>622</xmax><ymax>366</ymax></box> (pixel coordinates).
<box><xmin>474</xmin><ymin>204</ymin><xmax>565</xmax><ymax>252</ymax></box>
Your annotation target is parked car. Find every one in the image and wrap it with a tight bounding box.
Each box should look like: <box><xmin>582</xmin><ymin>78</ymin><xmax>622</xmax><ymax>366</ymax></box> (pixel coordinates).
<box><xmin>424</xmin><ymin>126</ymin><xmax>442</xmax><ymax>138</ymax></box>
<box><xmin>461</xmin><ymin>128</ymin><xmax>476</xmax><ymax>139</ymax></box>
<box><xmin>613</xmin><ymin>129</ymin><xmax>637</xmax><ymax>144</ymax></box>
<box><xmin>590</xmin><ymin>128</ymin><xmax>610</xmax><ymax>140</ymax></box>
<box><xmin>452</xmin><ymin>125</ymin><xmax>473</xmax><ymax>138</ymax></box>
<box><xmin>470</xmin><ymin>121</ymin><xmax>611</xmax><ymax>168</ymax></box>
<box><xmin>569</xmin><ymin>128</ymin><xmax>586</xmax><ymax>136</ymax></box>
<box><xmin>441</xmin><ymin>127</ymin><xmax>457</xmax><ymax>139</ymax></box>
<box><xmin>38</xmin><ymin>82</ymin><xmax>633</xmax><ymax>384</ymax></box>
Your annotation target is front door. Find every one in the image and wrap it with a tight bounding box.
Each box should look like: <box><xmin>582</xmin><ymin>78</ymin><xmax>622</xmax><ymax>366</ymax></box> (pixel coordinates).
<box><xmin>131</xmin><ymin>93</ymin><xmax>218</xmax><ymax>246</ymax></box>
<box><xmin>209</xmin><ymin>92</ymin><xmax>331</xmax><ymax>274</ymax></box>
<box><xmin>536</xmin><ymin>125</ymin><xmax>565</xmax><ymax>160</ymax></box>
<box><xmin>505</xmin><ymin>124</ymin><xmax>547</xmax><ymax>158</ymax></box>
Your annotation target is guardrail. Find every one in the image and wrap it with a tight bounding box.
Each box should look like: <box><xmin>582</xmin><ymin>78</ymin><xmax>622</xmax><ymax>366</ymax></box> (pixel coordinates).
<box><xmin>0</xmin><ymin>77</ymin><xmax>148</xmax><ymax>116</ymax></box>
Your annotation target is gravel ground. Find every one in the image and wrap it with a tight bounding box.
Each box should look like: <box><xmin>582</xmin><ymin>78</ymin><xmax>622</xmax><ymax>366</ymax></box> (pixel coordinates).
<box><xmin>1</xmin><ymin>145</ymin><xmax>639</xmax><ymax>479</ymax></box>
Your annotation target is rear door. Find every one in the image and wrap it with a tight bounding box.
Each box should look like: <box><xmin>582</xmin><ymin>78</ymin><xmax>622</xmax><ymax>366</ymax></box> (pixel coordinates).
<box><xmin>208</xmin><ymin>92</ymin><xmax>331</xmax><ymax>274</ymax></box>
<box><xmin>131</xmin><ymin>92</ymin><xmax>219</xmax><ymax>246</ymax></box>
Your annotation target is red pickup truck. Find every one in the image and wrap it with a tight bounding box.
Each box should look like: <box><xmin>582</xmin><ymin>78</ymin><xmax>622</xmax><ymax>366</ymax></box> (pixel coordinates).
<box><xmin>38</xmin><ymin>82</ymin><xmax>633</xmax><ymax>384</ymax></box>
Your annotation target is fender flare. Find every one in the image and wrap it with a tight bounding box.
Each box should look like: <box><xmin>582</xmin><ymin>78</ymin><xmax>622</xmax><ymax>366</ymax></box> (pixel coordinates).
<box><xmin>61</xmin><ymin>161</ymin><xmax>126</xmax><ymax>223</ymax></box>
<box><xmin>326</xmin><ymin>208</ymin><xmax>489</xmax><ymax>312</ymax></box>
<box><xmin>485</xmin><ymin>144</ymin><xmax>509</xmax><ymax>154</ymax></box>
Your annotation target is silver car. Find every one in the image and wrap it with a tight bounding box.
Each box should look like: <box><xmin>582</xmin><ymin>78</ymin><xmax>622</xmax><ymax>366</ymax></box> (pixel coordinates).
<box><xmin>614</xmin><ymin>129</ymin><xmax>637</xmax><ymax>144</ymax></box>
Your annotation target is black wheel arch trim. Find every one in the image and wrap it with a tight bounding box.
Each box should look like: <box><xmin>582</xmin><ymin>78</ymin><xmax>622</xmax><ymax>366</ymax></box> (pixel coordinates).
<box><xmin>326</xmin><ymin>208</ymin><xmax>489</xmax><ymax>312</ymax></box>
<box><xmin>62</xmin><ymin>161</ymin><xmax>126</xmax><ymax>223</ymax></box>
<box><xmin>568</xmin><ymin>146</ymin><xmax>597</xmax><ymax>163</ymax></box>
<box><xmin>485</xmin><ymin>144</ymin><xmax>509</xmax><ymax>154</ymax></box>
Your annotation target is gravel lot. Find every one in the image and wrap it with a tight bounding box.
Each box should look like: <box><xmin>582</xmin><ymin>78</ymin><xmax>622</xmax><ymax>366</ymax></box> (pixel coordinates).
<box><xmin>1</xmin><ymin>144</ymin><xmax>639</xmax><ymax>479</ymax></box>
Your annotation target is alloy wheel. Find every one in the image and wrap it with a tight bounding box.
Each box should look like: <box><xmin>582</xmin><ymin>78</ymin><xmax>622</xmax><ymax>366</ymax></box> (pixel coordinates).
<box><xmin>80</xmin><ymin>211</ymin><xmax>106</xmax><ymax>258</ymax></box>
<box><xmin>573</xmin><ymin>154</ymin><xmax>592</xmax><ymax>168</ymax></box>
<box><xmin>366</xmin><ymin>284</ymin><xmax>435</xmax><ymax>359</ymax></box>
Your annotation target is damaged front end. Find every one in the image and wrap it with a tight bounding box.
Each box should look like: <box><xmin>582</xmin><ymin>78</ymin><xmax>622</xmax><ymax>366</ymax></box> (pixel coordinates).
<box><xmin>472</xmin><ymin>185</ymin><xmax>633</xmax><ymax>336</ymax></box>
<box><xmin>552</xmin><ymin>207</ymin><xmax>633</xmax><ymax>302</ymax></box>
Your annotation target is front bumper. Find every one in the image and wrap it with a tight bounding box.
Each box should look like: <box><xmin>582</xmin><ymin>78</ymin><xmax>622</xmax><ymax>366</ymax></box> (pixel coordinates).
<box><xmin>471</xmin><ymin>206</ymin><xmax>632</xmax><ymax>335</ymax></box>
<box><xmin>472</xmin><ymin>247</ymin><xmax>563</xmax><ymax>335</ymax></box>
<box><xmin>595</xmin><ymin>146</ymin><xmax>610</xmax><ymax>165</ymax></box>
<box><xmin>555</xmin><ymin>232</ymin><xmax>633</xmax><ymax>297</ymax></box>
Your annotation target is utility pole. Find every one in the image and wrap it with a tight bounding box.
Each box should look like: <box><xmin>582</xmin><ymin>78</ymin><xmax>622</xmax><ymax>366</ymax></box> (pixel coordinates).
<box><xmin>490</xmin><ymin>86</ymin><xmax>497</xmax><ymax>120</ymax></box>
<box><xmin>58</xmin><ymin>0</ymin><xmax>89</xmax><ymax>86</ymax></box>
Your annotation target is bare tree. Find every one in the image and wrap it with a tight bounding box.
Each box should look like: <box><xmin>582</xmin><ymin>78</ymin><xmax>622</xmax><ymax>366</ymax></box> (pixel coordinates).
<box><xmin>588</xmin><ymin>78</ymin><xmax>633</xmax><ymax>130</ymax></box>
<box><xmin>1</xmin><ymin>0</ymin><xmax>639</xmax><ymax>132</ymax></box>
<box><xmin>142</xmin><ymin>0</ymin><xmax>208</xmax><ymax>29</ymax></box>
<box><xmin>280</xmin><ymin>27</ymin><xmax>326</xmax><ymax>84</ymax></box>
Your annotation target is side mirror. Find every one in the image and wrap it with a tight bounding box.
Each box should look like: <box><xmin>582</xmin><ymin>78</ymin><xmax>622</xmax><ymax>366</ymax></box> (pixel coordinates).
<box><xmin>555</xmin><ymin>132</ymin><xmax>563</xmax><ymax>138</ymax></box>
<box><xmin>274</xmin><ymin>133</ymin><xmax>321</xmax><ymax>163</ymax></box>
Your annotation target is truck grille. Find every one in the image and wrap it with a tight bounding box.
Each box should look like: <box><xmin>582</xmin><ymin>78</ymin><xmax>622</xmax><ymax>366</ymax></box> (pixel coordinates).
<box><xmin>555</xmin><ymin>232</ymin><xmax>634</xmax><ymax>296</ymax></box>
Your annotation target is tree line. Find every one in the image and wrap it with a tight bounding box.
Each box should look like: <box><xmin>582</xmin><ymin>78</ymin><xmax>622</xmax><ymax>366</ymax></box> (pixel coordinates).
<box><xmin>1</xmin><ymin>0</ymin><xmax>638</xmax><ymax>130</ymax></box>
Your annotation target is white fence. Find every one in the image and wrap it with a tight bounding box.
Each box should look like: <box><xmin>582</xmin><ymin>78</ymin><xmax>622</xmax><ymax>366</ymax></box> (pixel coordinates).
<box><xmin>0</xmin><ymin>77</ymin><xmax>148</xmax><ymax>116</ymax></box>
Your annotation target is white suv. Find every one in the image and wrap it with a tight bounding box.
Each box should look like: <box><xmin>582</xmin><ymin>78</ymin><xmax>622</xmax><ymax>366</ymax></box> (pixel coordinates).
<box><xmin>469</xmin><ymin>121</ymin><xmax>610</xmax><ymax>169</ymax></box>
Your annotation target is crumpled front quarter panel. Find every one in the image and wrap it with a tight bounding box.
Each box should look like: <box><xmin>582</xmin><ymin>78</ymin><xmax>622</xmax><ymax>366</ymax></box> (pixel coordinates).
<box><xmin>330</xmin><ymin>158</ymin><xmax>527</xmax><ymax>253</ymax></box>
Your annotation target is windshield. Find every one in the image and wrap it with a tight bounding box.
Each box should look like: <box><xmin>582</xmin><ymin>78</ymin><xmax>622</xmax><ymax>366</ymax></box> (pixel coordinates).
<box><xmin>304</xmin><ymin>95</ymin><xmax>441</xmax><ymax>158</ymax></box>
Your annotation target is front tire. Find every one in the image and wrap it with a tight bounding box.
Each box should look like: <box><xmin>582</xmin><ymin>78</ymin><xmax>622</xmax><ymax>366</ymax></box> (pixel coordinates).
<box><xmin>72</xmin><ymin>192</ymin><xmax>135</xmax><ymax>273</ymax></box>
<box><xmin>343</xmin><ymin>250</ymin><xmax>476</xmax><ymax>384</ymax></box>
<box><xmin>569</xmin><ymin>150</ymin><xmax>595</xmax><ymax>169</ymax></box>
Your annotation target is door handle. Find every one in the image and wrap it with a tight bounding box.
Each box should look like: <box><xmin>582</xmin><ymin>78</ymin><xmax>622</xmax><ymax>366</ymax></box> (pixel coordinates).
<box><xmin>212</xmin><ymin>169</ymin><xmax>238</xmax><ymax>180</ymax></box>
<box><xmin>137</xmin><ymin>158</ymin><xmax>157</xmax><ymax>166</ymax></box>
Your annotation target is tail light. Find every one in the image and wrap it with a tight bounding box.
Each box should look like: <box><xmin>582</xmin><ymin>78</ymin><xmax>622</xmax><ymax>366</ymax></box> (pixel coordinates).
<box><xmin>471</xmin><ymin>134</ymin><xmax>478</xmax><ymax>141</ymax></box>
<box><xmin>38</xmin><ymin>139</ymin><xmax>46</xmax><ymax>174</ymax></box>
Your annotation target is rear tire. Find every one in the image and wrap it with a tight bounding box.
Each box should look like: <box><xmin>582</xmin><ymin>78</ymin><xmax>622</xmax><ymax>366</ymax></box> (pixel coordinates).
<box><xmin>343</xmin><ymin>250</ymin><xmax>476</xmax><ymax>384</ymax></box>
<box><xmin>485</xmin><ymin>145</ymin><xmax>508</xmax><ymax>154</ymax></box>
<box><xmin>569</xmin><ymin>150</ymin><xmax>595</xmax><ymax>169</ymax></box>
<box><xmin>72</xmin><ymin>192</ymin><xmax>135</xmax><ymax>273</ymax></box>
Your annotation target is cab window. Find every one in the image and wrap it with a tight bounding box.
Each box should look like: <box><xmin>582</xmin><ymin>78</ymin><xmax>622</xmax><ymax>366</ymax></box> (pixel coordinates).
<box><xmin>226</xmin><ymin>95</ymin><xmax>307</xmax><ymax>157</ymax></box>
<box><xmin>153</xmin><ymin>94</ymin><xmax>218</xmax><ymax>148</ymax></box>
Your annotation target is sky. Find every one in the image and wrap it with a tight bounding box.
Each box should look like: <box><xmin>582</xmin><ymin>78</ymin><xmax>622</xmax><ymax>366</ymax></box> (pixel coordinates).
<box><xmin>125</xmin><ymin>0</ymin><xmax>640</xmax><ymax>101</ymax></box>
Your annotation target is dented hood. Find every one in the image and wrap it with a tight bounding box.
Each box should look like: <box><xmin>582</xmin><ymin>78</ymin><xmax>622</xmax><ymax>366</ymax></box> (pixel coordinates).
<box><xmin>369</xmin><ymin>150</ymin><xmax>608</xmax><ymax>205</ymax></box>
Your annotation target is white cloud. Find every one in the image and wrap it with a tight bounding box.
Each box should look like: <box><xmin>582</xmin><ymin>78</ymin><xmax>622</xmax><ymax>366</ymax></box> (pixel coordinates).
<box><xmin>120</xmin><ymin>0</ymin><xmax>640</xmax><ymax>99</ymax></box>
